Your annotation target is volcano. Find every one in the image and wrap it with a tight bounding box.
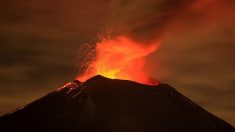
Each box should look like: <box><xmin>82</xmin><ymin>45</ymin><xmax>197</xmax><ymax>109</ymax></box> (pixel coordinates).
<box><xmin>0</xmin><ymin>75</ymin><xmax>234</xmax><ymax>132</ymax></box>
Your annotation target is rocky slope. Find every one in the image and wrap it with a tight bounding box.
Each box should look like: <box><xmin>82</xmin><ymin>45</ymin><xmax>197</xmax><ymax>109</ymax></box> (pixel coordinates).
<box><xmin>0</xmin><ymin>75</ymin><xmax>234</xmax><ymax>132</ymax></box>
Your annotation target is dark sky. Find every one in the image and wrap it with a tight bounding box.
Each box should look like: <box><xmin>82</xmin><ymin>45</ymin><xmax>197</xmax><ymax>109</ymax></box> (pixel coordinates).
<box><xmin>0</xmin><ymin>0</ymin><xmax>234</xmax><ymax>126</ymax></box>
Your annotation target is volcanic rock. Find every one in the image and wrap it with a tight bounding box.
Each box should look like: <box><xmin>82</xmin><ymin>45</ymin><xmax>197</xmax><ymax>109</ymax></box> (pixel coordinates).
<box><xmin>0</xmin><ymin>75</ymin><xmax>234</xmax><ymax>132</ymax></box>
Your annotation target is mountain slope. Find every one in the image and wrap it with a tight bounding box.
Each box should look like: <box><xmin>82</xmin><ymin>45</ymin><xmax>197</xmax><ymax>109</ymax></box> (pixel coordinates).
<box><xmin>0</xmin><ymin>75</ymin><xmax>234</xmax><ymax>132</ymax></box>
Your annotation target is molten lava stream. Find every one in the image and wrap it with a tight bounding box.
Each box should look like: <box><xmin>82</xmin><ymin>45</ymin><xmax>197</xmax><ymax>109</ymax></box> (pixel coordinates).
<box><xmin>77</xmin><ymin>36</ymin><xmax>159</xmax><ymax>85</ymax></box>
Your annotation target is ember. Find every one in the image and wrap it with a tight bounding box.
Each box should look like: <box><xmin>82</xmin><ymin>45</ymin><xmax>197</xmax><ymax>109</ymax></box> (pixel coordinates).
<box><xmin>77</xmin><ymin>36</ymin><xmax>159</xmax><ymax>85</ymax></box>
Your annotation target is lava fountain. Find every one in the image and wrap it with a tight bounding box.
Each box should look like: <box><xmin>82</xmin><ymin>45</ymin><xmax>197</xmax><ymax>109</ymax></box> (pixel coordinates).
<box><xmin>77</xmin><ymin>36</ymin><xmax>159</xmax><ymax>85</ymax></box>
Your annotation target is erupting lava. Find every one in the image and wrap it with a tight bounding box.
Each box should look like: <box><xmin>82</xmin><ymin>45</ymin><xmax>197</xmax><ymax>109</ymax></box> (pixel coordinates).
<box><xmin>77</xmin><ymin>36</ymin><xmax>159</xmax><ymax>85</ymax></box>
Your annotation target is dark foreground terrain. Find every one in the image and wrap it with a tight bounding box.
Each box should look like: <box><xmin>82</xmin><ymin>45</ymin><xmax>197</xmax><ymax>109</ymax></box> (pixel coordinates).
<box><xmin>0</xmin><ymin>75</ymin><xmax>234</xmax><ymax>132</ymax></box>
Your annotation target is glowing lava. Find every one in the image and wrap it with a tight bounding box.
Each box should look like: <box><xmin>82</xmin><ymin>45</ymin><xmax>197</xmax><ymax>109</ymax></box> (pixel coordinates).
<box><xmin>77</xmin><ymin>36</ymin><xmax>159</xmax><ymax>85</ymax></box>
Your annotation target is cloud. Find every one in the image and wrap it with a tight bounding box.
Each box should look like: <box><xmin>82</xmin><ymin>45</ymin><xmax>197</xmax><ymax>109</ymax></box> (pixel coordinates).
<box><xmin>0</xmin><ymin>0</ymin><xmax>110</xmax><ymax>116</ymax></box>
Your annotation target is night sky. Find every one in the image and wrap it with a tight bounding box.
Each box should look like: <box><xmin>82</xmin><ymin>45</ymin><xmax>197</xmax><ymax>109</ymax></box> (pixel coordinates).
<box><xmin>0</xmin><ymin>0</ymin><xmax>235</xmax><ymax>126</ymax></box>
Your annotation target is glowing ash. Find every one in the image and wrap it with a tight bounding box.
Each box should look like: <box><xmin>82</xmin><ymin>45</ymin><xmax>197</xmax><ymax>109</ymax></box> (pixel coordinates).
<box><xmin>77</xmin><ymin>36</ymin><xmax>159</xmax><ymax>85</ymax></box>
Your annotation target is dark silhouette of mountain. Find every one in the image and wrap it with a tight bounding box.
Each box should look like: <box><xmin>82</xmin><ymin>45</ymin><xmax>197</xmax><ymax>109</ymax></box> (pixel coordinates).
<box><xmin>0</xmin><ymin>75</ymin><xmax>234</xmax><ymax>132</ymax></box>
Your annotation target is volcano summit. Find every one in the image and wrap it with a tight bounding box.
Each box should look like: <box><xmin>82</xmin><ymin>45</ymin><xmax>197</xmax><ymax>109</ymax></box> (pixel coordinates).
<box><xmin>0</xmin><ymin>75</ymin><xmax>234</xmax><ymax>132</ymax></box>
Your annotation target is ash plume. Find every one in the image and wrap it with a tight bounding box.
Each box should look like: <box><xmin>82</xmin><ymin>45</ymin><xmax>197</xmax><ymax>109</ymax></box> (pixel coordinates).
<box><xmin>103</xmin><ymin>0</ymin><xmax>194</xmax><ymax>41</ymax></box>
<box><xmin>77</xmin><ymin>0</ymin><xmax>235</xmax><ymax>83</ymax></box>
<box><xmin>102</xmin><ymin>0</ymin><xmax>234</xmax><ymax>42</ymax></box>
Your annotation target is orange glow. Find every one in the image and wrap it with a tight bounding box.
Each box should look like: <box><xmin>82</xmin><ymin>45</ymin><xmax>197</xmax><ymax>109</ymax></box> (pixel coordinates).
<box><xmin>77</xmin><ymin>36</ymin><xmax>159</xmax><ymax>85</ymax></box>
